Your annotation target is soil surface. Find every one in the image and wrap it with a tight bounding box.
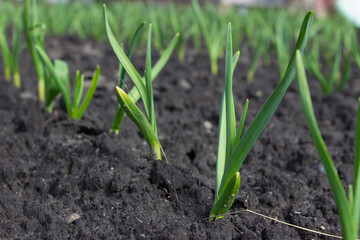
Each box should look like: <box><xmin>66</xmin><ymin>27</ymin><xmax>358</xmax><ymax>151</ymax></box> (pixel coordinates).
<box><xmin>0</xmin><ymin>35</ymin><xmax>359</xmax><ymax>240</ymax></box>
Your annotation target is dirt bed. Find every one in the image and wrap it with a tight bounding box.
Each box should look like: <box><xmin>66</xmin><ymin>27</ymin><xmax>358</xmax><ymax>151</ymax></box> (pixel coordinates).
<box><xmin>0</xmin><ymin>35</ymin><xmax>359</xmax><ymax>239</ymax></box>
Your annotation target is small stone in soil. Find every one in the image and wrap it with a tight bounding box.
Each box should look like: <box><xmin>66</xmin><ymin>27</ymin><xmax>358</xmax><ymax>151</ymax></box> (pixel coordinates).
<box><xmin>66</xmin><ymin>213</ymin><xmax>81</xmax><ymax>224</ymax></box>
<box><xmin>179</xmin><ymin>79</ymin><xmax>191</xmax><ymax>90</ymax></box>
<box><xmin>203</xmin><ymin>120</ymin><xmax>213</xmax><ymax>133</ymax></box>
<box><xmin>255</xmin><ymin>90</ymin><xmax>263</xmax><ymax>97</ymax></box>
<box><xmin>20</xmin><ymin>91</ymin><xmax>37</xmax><ymax>100</ymax></box>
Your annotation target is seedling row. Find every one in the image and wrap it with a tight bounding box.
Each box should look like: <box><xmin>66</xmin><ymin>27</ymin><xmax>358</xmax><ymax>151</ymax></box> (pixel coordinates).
<box><xmin>0</xmin><ymin>1</ymin><xmax>359</xmax><ymax>239</ymax></box>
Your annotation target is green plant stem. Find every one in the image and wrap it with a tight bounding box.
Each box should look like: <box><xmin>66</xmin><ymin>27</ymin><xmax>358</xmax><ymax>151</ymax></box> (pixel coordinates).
<box><xmin>13</xmin><ymin>72</ymin><xmax>20</xmax><ymax>88</ymax></box>
<box><xmin>35</xmin><ymin>45</ymin><xmax>72</xmax><ymax>120</ymax></box>
<box><xmin>224</xmin><ymin>23</ymin><xmax>236</xmax><ymax>159</ymax></box>
<box><xmin>296</xmin><ymin>50</ymin><xmax>356</xmax><ymax>240</ymax></box>
<box><xmin>0</xmin><ymin>26</ymin><xmax>11</xmax><ymax>82</ymax></box>
<box><xmin>210</xmin><ymin>53</ymin><xmax>218</xmax><ymax>75</ymax></box>
<box><xmin>23</xmin><ymin>0</ymin><xmax>46</xmax><ymax>101</ymax></box>
<box><xmin>145</xmin><ymin>24</ymin><xmax>156</xmax><ymax>134</ymax></box>
<box><xmin>218</xmin><ymin>10</ymin><xmax>313</xmax><ymax>198</ymax></box>
<box><xmin>353</xmin><ymin>98</ymin><xmax>360</xmax><ymax>236</ymax></box>
<box><xmin>115</xmin><ymin>87</ymin><xmax>161</xmax><ymax>160</ymax></box>
<box><xmin>38</xmin><ymin>78</ymin><xmax>45</xmax><ymax>102</ymax></box>
<box><xmin>4</xmin><ymin>68</ymin><xmax>11</xmax><ymax>82</ymax></box>
<box><xmin>73</xmin><ymin>65</ymin><xmax>100</xmax><ymax>120</ymax></box>
<box><xmin>110</xmin><ymin>22</ymin><xmax>145</xmax><ymax>133</ymax></box>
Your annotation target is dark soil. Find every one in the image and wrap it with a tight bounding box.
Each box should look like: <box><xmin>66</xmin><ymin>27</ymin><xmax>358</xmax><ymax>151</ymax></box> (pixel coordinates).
<box><xmin>0</xmin><ymin>35</ymin><xmax>359</xmax><ymax>240</ymax></box>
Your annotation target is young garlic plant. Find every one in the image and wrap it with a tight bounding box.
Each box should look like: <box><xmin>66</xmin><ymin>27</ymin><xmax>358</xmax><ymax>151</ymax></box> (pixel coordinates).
<box><xmin>104</xmin><ymin>4</ymin><xmax>178</xmax><ymax>160</ymax></box>
<box><xmin>192</xmin><ymin>0</ymin><xmax>225</xmax><ymax>75</ymax></box>
<box><xmin>35</xmin><ymin>45</ymin><xmax>100</xmax><ymax>120</ymax></box>
<box><xmin>296</xmin><ymin>50</ymin><xmax>360</xmax><ymax>240</ymax></box>
<box><xmin>0</xmin><ymin>11</ymin><xmax>24</xmax><ymax>87</ymax></box>
<box><xmin>104</xmin><ymin>7</ymin><xmax>179</xmax><ymax>135</ymax></box>
<box><xmin>246</xmin><ymin>29</ymin><xmax>269</xmax><ymax>83</ymax></box>
<box><xmin>23</xmin><ymin>0</ymin><xmax>47</xmax><ymax>101</ymax></box>
<box><xmin>274</xmin><ymin>11</ymin><xmax>290</xmax><ymax>79</ymax></box>
<box><xmin>304</xmin><ymin>32</ymin><xmax>350</xmax><ymax>95</ymax></box>
<box><xmin>210</xmin><ymin>11</ymin><xmax>313</xmax><ymax>219</ymax></box>
<box><xmin>110</xmin><ymin>22</ymin><xmax>146</xmax><ymax>133</ymax></box>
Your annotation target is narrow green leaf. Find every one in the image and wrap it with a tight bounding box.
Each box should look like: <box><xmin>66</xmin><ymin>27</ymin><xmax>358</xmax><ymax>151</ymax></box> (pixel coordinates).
<box><xmin>115</xmin><ymin>86</ymin><xmax>161</xmax><ymax>160</ymax></box>
<box><xmin>353</xmin><ymin>98</ymin><xmax>360</xmax><ymax>234</ymax></box>
<box><xmin>296</xmin><ymin>50</ymin><xmax>354</xmax><ymax>240</ymax></box>
<box><xmin>275</xmin><ymin>15</ymin><xmax>289</xmax><ymax>79</ymax></box>
<box><xmin>209</xmin><ymin>44</ymin><xmax>219</xmax><ymax>75</ymax></box>
<box><xmin>215</xmin><ymin>26</ymin><xmax>240</xmax><ymax>204</ymax></box>
<box><xmin>11</xmin><ymin>16</ymin><xmax>23</xmax><ymax>88</ymax></box>
<box><xmin>219</xmin><ymin>11</ymin><xmax>313</xmax><ymax>198</ymax></box>
<box><xmin>349</xmin><ymin>185</ymin><xmax>354</xmax><ymax>211</ymax></box>
<box><xmin>168</xmin><ymin>2</ymin><xmax>185</xmax><ymax>62</ymax></box>
<box><xmin>351</xmin><ymin>29</ymin><xmax>360</xmax><ymax>70</ymax></box>
<box><xmin>118</xmin><ymin>21</ymin><xmax>145</xmax><ymax>88</ymax></box>
<box><xmin>354</xmin><ymin>98</ymin><xmax>360</xmax><ymax>192</ymax></box>
<box><xmin>54</xmin><ymin>60</ymin><xmax>70</xmax><ymax>97</ymax></box>
<box><xmin>247</xmin><ymin>32</ymin><xmax>264</xmax><ymax>83</ymax></box>
<box><xmin>73</xmin><ymin>71</ymin><xmax>84</xmax><ymax>111</ymax></box>
<box><xmin>103</xmin><ymin>4</ymin><xmax>149</xmax><ymax>116</ymax></box>
<box><xmin>110</xmin><ymin>109</ymin><xmax>125</xmax><ymax>134</ymax></box>
<box><xmin>232</xmin><ymin>51</ymin><xmax>240</xmax><ymax>74</ymax></box>
<box><xmin>168</xmin><ymin>2</ymin><xmax>180</xmax><ymax>31</ymax></box>
<box><xmin>127</xmin><ymin>32</ymin><xmax>179</xmax><ymax>103</ymax></box>
<box><xmin>111</xmin><ymin>22</ymin><xmax>145</xmax><ymax>133</ymax></box>
<box><xmin>215</xmin><ymin>84</ymin><xmax>227</xmax><ymax>201</ymax></box>
<box><xmin>336</xmin><ymin>54</ymin><xmax>351</xmax><ymax>92</ymax></box>
<box><xmin>148</xmin><ymin>7</ymin><xmax>164</xmax><ymax>53</ymax></box>
<box><xmin>210</xmin><ymin>172</ymin><xmax>240</xmax><ymax>219</ymax></box>
<box><xmin>23</xmin><ymin>0</ymin><xmax>45</xmax><ymax>101</ymax></box>
<box><xmin>326</xmin><ymin>43</ymin><xmax>341</xmax><ymax>94</ymax></box>
<box><xmin>304</xmin><ymin>55</ymin><xmax>327</xmax><ymax>93</ymax></box>
<box><xmin>191</xmin><ymin>23</ymin><xmax>201</xmax><ymax>53</ymax></box>
<box><xmin>145</xmin><ymin>24</ymin><xmax>156</xmax><ymax>134</ymax></box>
<box><xmin>35</xmin><ymin>45</ymin><xmax>72</xmax><ymax>119</ymax></box>
<box><xmin>0</xmin><ymin>24</ymin><xmax>12</xmax><ymax>82</ymax></box>
<box><xmin>74</xmin><ymin>65</ymin><xmax>100</xmax><ymax>120</ymax></box>
<box><xmin>110</xmin><ymin>31</ymin><xmax>179</xmax><ymax>134</ymax></box>
<box><xmin>192</xmin><ymin>0</ymin><xmax>209</xmax><ymax>43</ymax></box>
<box><xmin>44</xmin><ymin>67</ymin><xmax>58</xmax><ymax>111</ymax></box>
<box><xmin>192</xmin><ymin>0</ymin><xmax>220</xmax><ymax>74</ymax></box>
<box><xmin>224</xmin><ymin>23</ymin><xmax>236</xmax><ymax>159</ymax></box>
<box><xmin>234</xmin><ymin>99</ymin><xmax>249</xmax><ymax>145</ymax></box>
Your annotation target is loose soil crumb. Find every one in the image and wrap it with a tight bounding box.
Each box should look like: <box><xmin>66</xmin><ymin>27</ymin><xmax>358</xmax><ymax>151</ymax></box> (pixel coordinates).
<box><xmin>0</xmin><ymin>35</ymin><xmax>359</xmax><ymax>239</ymax></box>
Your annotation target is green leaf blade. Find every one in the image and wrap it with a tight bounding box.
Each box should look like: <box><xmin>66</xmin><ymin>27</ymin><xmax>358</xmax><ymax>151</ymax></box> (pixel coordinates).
<box><xmin>103</xmin><ymin>4</ymin><xmax>148</xmax><ymax>113</ymax></box>
<box><xmin>127</xmin><ymin>32</ymin><xmax>179</xmax><ymax>103</ymax></box>
<box><xmin>35</xmin><ymin>45</ymin><xmax>72</xmax><ymax>119</ymax></box>
<box><xmin>219</xmin><ymin>10</ymin><xmax>313</xmax><ymax>198</ymax></box>
<box><xmin>23</xmin><ymin>0</ymin><xmax>46</xmax><ymax>101</ymax></box>
<box><xmin>115</xmin><ymin>87</ymin><xmax>161</xmax><ymax>160</ymax></box>
<box><xmin>336</xmin><ymin>54</ymin><xmax>351</xmax><ymax>92</ymax></box>
<box><xmin>232</xmin><ymin>51</ymin><xmax>240</xmax><ymax>74</ymax></box>
<box><xmin>111</xmin><ymin>22</ymin><xmax>146</xmax><ymax>133</ymax></box>
<box><xmin>215</xmin><ymin>89</ymin><xmax>227</xmax><ymax>202</ymax></box>
<box><xmin>304</xmin><ymin>55</ymin><xmax>327</xmax><ymax>93</ymax></box>
<box><xmin>118</xmin><ymin>21</ymin><xmax>145</xmax><ymax>88</ymax></box>
<box><xmin>73</xmin><ymin>71</ymin><xmax>84</xmax><ymax>112</ymax></box>
<box><xmin>234</xmin><ymin>99</ymin><xmax>249</xmax><ymax>145</ymax></box>
<box><xmin>75</xmin><ymin>65</ymin><xmax>100</xmax><ymax>120</ymax></box>
<box><xmin>296</xmin><ymin>50</ymin><xmax>354</xmax><ymax>240</ymax></box>
<box><xmin>224</xmin><ymin>23</ymin><xmax>236</xmax><ymax>159</ymax></box>
<box><xmin>145</xmin><ymin>24</ymin><xmax>156</xmax><ymax>134</ymax></box>
<box><xmin>210</xmin><ymin>172</ymin><xmax>240</xmax><ymax>220</ymax></box>
<box><xmin>0</xmin><ymin>24</ymin><xmax>12</xmax><ymax>82</ymax></box>
<box><xmin>109</xmin><ymin>29</ymin><xmax>178</xmax><ymax>134</ymax></box>
<box><xmin>353</xmin><ymin>98</ymin><xmax>360</xmax><ymax>234</ymax></box>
